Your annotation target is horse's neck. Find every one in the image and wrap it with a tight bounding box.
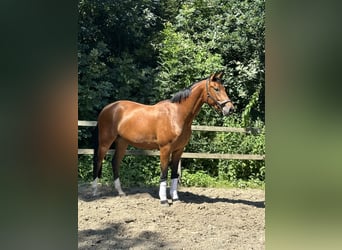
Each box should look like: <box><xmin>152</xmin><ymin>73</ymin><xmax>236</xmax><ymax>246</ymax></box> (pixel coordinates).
<box><xmin>180</xmin><ymin>82</ymin><xmax>206</xmax><ymax>124</ymax></box>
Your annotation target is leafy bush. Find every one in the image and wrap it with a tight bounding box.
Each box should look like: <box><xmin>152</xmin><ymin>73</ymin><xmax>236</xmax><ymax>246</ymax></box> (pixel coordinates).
<box><xmin>216</xmin><ymin>116</ymin><xmax>265</xmax><ymax>182</ymax></box>
<box><xmin>78</xmin><ymin>115</ymin><xmax>265</xmax><ymax>188</ymax></box>
<box><xmin>78</xmin><ymin>154</ymin><xmax>161</xmax><ymax>187</ymax></box>
<box><xmin>181</xmin><ymin>170</ymin><xmax>217</xmax><ymax>187</ymax></box>
<box><xmin>78</xmin><ymin>0</ymin><xmax>265</xmax><ymax>188</ymax></box>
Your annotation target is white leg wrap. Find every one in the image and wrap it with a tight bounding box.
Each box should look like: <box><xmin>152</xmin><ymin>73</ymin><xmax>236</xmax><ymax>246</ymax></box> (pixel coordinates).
<box><xmin>170</xmin><ymin>178</ymin><xmax>179</xmax><ymax>200</ymax></box>
<box><xmin>114</xmin><ymin>178</ymin><xmax>125</xmax><ymax>196</ymax></box>
<box><xmin>92</xmin><ymin>177</ymin><xmax>98</xmax><ymax>196</ymax></box>
<box><xmin>159</xmin><ymin>181</ymin><xmax>167</xmax><ymax>201</ymax></box>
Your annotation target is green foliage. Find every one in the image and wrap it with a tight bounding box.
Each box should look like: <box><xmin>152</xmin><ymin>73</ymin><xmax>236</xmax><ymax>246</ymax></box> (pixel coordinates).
<box><xmin>242</xmin><ymin>82</ymin><xmax>262</xmax><ymax>127</ymax></box>
<box><xmin>78</xmin><ymin>155</ymin><xmax>93</xmax><ymax>181</ymax></box>
<box><xmin>216</xmin><ymin>116</ymin><xmax>265</xmax><ymax>182</ymax></box>
<box><xmin>181</xmin><ymin>170</ymin><xmax>218</xmax><ymax>187</ymax></box>
<box><xmin>118</xmin><ymin>155</ymin><xmax>161</xmax><ymax>187</ymax></box>
<box><xmin>78</xmin><ymin>154</ymin><xmax>161</xmax><ymax>187</ymax></box>
<box><xmin>78</xmin><ymin>0</ymin><xmax>265</xmax><ymax>188</ymax></box>
<box><xmin>155</xmin><ymin>0</ymin><xmax>265</xmax><ymax>124</ymax></box>
<box><xmin>156</xmin><ymin>22</ymin><xmax>224</xmax><ymax>101</ymax></box>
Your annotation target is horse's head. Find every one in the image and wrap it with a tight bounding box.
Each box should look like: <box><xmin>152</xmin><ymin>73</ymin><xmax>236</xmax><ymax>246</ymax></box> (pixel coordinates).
<box><xmin>206</xmin><ymin>72</ymin><xmax>235</xmax><ymax>116</ymax></box>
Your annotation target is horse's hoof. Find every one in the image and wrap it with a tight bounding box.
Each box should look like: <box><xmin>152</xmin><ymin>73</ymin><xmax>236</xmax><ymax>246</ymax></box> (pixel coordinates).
<box><xmin>118</xmin><ymin>192</ymin><xmax>126</xmax><ymax>197</ymax></box>
<box><xmin>160</xmin><ymin>200</ymin><xmax>169</xmax><ymax>206</ymax></box>
<box><xmin>172</xmin><ymin>198</ymin><xmax>180</xmax><ymax>203</ymax></box>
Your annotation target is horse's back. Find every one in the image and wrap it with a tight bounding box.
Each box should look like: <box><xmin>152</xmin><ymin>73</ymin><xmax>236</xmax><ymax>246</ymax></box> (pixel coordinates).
<box><xmin>99</xmin><ymin>100</ymin><xmax>148</xmax><ymax>121</ymax></box>
<box><xmin>99</xmin><ymin>100</ymin><xmax>175</xmax><ymax>121</ymax></box>
<box><xmin>97</xmin><ymin>100</ymin><xmax>186</xmax><ymax>149</ymax></box>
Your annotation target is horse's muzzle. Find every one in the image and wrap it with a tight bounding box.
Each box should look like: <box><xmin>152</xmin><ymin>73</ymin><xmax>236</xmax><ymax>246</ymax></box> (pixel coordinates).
<box><xmin>222</xmin><ymin>105</ymin><xmax>234</xmax><ymax>116</ymax></box>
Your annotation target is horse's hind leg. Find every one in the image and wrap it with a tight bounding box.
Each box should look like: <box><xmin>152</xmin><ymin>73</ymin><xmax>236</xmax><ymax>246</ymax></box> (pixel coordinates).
<box><xmin>92</xmin><ymin>144</ymin><xmax>112</xmax><ymax>196</ymax></box>
<box><xmin>93</xmin><ymin>131</ymin><xmax>116</xmax><ymax>196</ymax></box>
<box><xmin>111</xmin><ymin>137</ymin><xmax>128</xmax><ymax>196</ymax></box>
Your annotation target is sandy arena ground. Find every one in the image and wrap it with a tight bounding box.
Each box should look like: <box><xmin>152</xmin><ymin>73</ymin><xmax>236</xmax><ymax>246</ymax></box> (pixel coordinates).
<box><xmin>78</xmin><ymin>183</ymin><xmax>265</xmax><ymax>249</ymax></box>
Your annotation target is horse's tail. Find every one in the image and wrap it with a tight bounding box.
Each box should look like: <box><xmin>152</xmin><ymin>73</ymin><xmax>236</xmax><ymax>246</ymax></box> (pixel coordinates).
<box><xmin>92</xmin><ymin>124</ymin><xmax>100</xmax><ymax>180</ymax></box>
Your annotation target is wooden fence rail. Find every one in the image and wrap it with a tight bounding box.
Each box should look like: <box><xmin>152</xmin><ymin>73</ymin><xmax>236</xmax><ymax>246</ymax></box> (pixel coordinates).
<box><xmin>78</xmin><ymin>120</ymin><xmax>265</xmax><ymax>160</ymax></box>
<box><xmin>78</xmin><ymin>120</ymin><xmax>260</xmax><ymax>134</ymax></box>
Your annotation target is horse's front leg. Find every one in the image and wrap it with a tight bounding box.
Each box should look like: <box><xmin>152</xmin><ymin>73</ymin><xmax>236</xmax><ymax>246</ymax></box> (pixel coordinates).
<box><xmin>159</xmin><ymin>146</ymin><xmax>171</xmax><ymax>205</ymax></box>
<box><xmin>170</xmin><ymin>149</ymin><xmax>183</xmax><ymax>202</ymax></box>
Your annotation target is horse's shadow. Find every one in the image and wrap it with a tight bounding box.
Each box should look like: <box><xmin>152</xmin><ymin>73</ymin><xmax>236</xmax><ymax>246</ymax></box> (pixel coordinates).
<box><xmin>176</xmin><ymin>190</ymin><xmax>265</xmax><ymax>208</ymax></box>
<box><xmin>78</xmin><ymin>185</ymin><xmax>264</xmax><ymax>209</ymax></box>
<box><xmin>137</xmin><ymin>188</ymin><xmax>264</xmax><ymax>208</ymax></box>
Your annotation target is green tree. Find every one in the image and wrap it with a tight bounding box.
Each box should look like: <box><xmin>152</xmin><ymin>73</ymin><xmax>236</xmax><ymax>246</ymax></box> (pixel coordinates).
<box><xmin>78</xmin><ymin>0</ymin><xmax>265</xmax><ymax>186</ymax></box>
<box><xmin>78</xmin><ymin>0</ymin><xmax>169</xmax><ymax>147</ymax></box>
<box><xmin>78</xmin><ymin>0</ymin><xmax>166</xmax><ymax>120</ymax></box>
<box><xmin>156</xmin><ymin>0</ymin><xmax>265</xmax><ymax>124</ymax></box>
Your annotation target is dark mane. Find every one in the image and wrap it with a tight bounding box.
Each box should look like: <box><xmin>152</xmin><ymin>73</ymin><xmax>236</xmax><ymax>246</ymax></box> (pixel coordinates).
<box><xmin>170</xmin><ymin>88</ymin><xmax>191</xmax><ymax>103</ymax></box>
<box><xmin>170</xmin><ymin>80</ymin><xmax>203</xmax><ymax>103</ymax></box>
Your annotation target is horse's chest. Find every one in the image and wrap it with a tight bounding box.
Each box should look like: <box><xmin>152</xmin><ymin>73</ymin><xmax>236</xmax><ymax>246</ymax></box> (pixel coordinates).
<box><xmin>173</xmin><ymin>127</ymin><xmax>192</xmax><ymax>146</ymax></box>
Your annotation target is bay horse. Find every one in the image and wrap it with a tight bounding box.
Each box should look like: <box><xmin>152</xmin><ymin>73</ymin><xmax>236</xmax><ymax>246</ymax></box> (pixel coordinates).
<box><xmin>92</xmin><ymin>72</ymin><xmax>234</xmax><ymax>204</ymax></box>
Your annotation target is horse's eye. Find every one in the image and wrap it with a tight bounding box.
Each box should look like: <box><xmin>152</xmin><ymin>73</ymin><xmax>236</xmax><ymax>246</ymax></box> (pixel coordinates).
<box><xmin>214</xmin><ymin>87</ymin><xmax>219</xmax><ymax>92</ymax></box>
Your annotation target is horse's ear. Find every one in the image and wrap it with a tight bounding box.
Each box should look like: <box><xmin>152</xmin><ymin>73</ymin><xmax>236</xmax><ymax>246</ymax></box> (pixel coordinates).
<box><xmin>216</xmin><ymin>71</ymin><xmax>224</xmax><ymax>79</ymax></box>
<box><xmin>209</xmin><ymin>72</ymin><xmax>217</xmax><ymax>81</ymax></box>
<box><xmin>210</xmin><ymin>72</ymin><xmax>224</xmax><ymax>81</ymax></box>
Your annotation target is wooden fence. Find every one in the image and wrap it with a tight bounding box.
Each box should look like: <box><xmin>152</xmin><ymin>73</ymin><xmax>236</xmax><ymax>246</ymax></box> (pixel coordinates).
<box><xmin>78</xmin><ymin>120</ymin><xmax>265</xmax><ymax>161</ymax></box>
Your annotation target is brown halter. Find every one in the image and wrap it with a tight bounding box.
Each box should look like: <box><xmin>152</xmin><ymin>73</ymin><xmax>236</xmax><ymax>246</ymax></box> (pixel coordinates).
<box><xmin>205</xmin><ymin>78</ymin><xmax>232</xmax><ymax>111</ymax></box>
